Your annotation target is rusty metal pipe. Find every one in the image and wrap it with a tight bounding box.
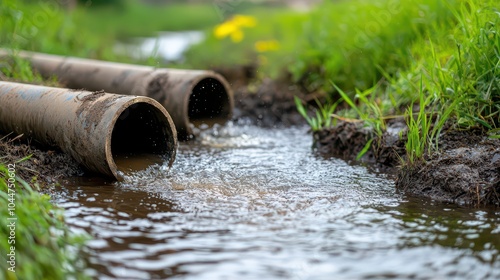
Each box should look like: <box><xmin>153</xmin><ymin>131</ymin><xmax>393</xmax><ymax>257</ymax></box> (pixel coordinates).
<box><xmin>0</xmin><ymin>81</ymin><xmax>177</xmax><ymax>180</ymax></box>
<box><xmin>1</xmin><ymin>50</ymin><xmax>234</xmax><ymax>138</ymax></box>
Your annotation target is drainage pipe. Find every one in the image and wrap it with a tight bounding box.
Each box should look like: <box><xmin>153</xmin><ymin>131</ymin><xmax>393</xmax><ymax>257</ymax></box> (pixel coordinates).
<box><xmin>1</xmin><ymin>50</ymin><xmax>234</xmax><ymax>138</ymax></box>
<box><xmin>0</xmin><ymin>81</ymin><xmax>177</xmax><ymax>180</ymax></box>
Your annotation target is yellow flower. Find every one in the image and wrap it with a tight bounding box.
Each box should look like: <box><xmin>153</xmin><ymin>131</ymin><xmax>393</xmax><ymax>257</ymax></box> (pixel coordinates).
<box><xmin>213</xmin><ymin>14</ymin><xmax>257</xmax><ymax>43</ymax></box>
<box><xmin>214</xmin><ymin>21</ymin><xmax>238</xmax><ymax>39</ymax></box>
<box><xmin>254</xmin><ymin>40</ymin><xmax>280</xmax><ymax>52</ymax></box>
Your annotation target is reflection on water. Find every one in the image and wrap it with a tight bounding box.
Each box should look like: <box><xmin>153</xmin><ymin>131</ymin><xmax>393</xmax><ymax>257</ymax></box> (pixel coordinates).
<box><xmin>53</xmin><ymin>122</ymin><xmax>500</xmax><ymax>279</ymax></box>
<box><xmin>189</xmin><ymin>117</ymin><xmax>229</xmax><ymax>136</ymax></box>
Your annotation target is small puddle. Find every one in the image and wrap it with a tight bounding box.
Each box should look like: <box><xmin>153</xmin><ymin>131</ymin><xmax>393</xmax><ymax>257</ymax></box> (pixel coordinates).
<box><xmin>114</xmin><ymin>31</ymin><xmax>204</xmax><ymax>62</ymax></box>
<box><xmin>52</xmin><ymin>122</ymin><xmax>500</xmax><ymax>279</ymax></box>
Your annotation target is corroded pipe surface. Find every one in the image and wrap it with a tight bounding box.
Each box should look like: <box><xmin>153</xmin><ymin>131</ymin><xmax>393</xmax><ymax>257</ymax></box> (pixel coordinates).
<box><xmin>0</xmin><ymin>81</ymin><xmax>177</xmax><ymax>180</ymax></box>
<box><xmin>1</xmin><ymin>50</ymin><xmax>234</xmax><ymax>138</ymax></box>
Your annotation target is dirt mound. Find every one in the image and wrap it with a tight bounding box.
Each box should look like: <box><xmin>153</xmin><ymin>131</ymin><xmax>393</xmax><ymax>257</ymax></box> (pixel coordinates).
<box><xmin>232</xmin><ymin>78</ymin><xmax>307</xmax><ymax>127</ymax></box>
<box><xmin>396</xmin><ymin>134</ymin><xmax>500</xmax><ymax>206</ymax></box>
<box><xmin>213</xmin><ymin>65</ymin><xmax>309</xmax><ymax>127</ymax></box>
<box><xmin>314</xmin><ymin>121</ymin><xmax>375</xmax><ymax>161</ymax></box>
<box><xmin>314</xmin><ymin>119</ymin><xmax>407</xmax><ymax>169</ymax></box>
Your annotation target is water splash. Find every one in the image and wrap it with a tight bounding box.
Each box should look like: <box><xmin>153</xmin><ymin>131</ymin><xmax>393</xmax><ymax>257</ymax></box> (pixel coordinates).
<box><xmin>54</xmin><ymin>123</ymin><xmax>500</xmax><ymax>279</ymax></box>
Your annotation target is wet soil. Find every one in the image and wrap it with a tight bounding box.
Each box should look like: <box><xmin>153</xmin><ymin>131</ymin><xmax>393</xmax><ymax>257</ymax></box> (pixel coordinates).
<box><xmin>313</xmin><ymin>119</ymin><xmax>407</xmax><ymax>171</ymax></box>
<box><xmin>396</xmin><ymin>128</ymin><xmax>500</xmax><ymax>206</ymax></box>
<box><xmin>214</xmin><ymin>66</ymin><xmax>311</xmax><ymax>127</ymax></box>
<box><xmin>0</xmin><ymin>134</ymin><xmax>84</xmax><ymax>184</ymax></box>
<box><xmin>231</xmin><ymin>77</ymin><xmax>309</xmax><ymax>127</ymax></box>
<box><xmin>314</xmin><ymin>121</ymin><xmax>375</xmax><ymax>162</ymax></box>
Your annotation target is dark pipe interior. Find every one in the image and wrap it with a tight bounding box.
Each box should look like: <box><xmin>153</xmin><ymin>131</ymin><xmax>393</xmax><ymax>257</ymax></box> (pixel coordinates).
<box><xmin>188</xmin><ymin>78</ymin><xmax>230</xmax><ymax>126</ymax></box>
<box><xmin>111</xmin><ymin>103</ymin><xmax>174</xmax><ymax>173</ymax></box>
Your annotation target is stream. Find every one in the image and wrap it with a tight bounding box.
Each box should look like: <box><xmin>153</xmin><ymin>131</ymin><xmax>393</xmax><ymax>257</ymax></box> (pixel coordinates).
<box><xmin>52</xmin><ymin>122</ymin><xmax>500</xmax><ymax>279</ymax></box>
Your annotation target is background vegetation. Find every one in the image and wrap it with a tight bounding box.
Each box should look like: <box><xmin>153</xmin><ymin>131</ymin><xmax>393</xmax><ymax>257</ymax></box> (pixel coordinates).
<box><xmin>294</xmin><ymin>0</ymin><xmax>500</xmax><ymax>163</ymax></box>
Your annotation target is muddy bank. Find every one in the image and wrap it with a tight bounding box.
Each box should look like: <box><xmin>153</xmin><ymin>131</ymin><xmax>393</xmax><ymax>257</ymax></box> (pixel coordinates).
<box><xmin>214</xmin><ymin>66</ymin><xmax>310</xmax><ymax>127</ymax></box>
<box><xmin>232</xmin><ymin>78</ymin><xmax>306</xmax><ymax>127</ymax></box>
<box><xmin>315</xmin><ymin>121</ymin><xmax>500</xmax><ymax>206</ymax></box>
<box><xmin>396</xmin><ymin>129</ymin><xmax>500</xmax><ymax>206</ymax></box>
<box><xmin>314</xmin><ymin>119</ymin><xmax>407</xmax><ymax>170</ymax></box>
<box><xmin>0</xmin><ymin>134</ymin><xmax>84</xmax><ymax>184</ymax></box>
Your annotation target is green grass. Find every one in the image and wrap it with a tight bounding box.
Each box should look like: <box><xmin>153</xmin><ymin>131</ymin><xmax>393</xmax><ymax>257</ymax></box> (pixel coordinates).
<box><xmin>0</xmin><ymin>0</ymin><xmax>115</xmax><ymax>60</ymax></box>
<box><xmin>294</xmin><ymin>96</ymin><xmax>338</xmax><ymax>131</ymax></box>
<box><xmin>394</xmin><ymin>0</ymin><xmax>500</xmax><ymax>162</ymax></box>
<box><xmin>444</xmin><ymin>0</ymin><xmax>500</xmax><ymax>130</ymax></box>
<box><xmin>297</xmin><ymin>0</ymin><xmax>500</xmax><ymax>164</ymax></box>
<box><xmin>0</xmin><ymin>162</ymin><xmax>89</xmax><ymax>280</ymax></box>
<box><xmin>0</xmin><ymin>55</ymin><xmax>43</xmax><ymax>83</ymax></box>
<box><xmin>288</xmin><ymin>0</ymin><xmax>457</xmax><ymax>94</ymax></box>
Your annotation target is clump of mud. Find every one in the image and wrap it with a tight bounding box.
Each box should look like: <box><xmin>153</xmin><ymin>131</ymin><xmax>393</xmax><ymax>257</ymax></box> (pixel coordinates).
<box><xmin>232</xmin><ymin>78</ymin><xmax>308</xmax><ymax>127</ymax></box>
<box><xmin>396</xmin><ymin>129</ymin><xmax>500</xmax><ymax>206</ymax></box>
<box><xmin>0</xmin><ymin>134</ymin><xmax>84</xmax><ymax>185</ymax></box>
<box><xmin>214</xmin><ymin>65</ymin><xmax>309</xmax><ymax>127</ymax></box>
<box><xmin>374</xmin><ymin>120</ymin><xmax>408</xmax><ymax>167</ymax></box>
<box><xmin>314</xmin><ymin>119</ymin><xmax>407</xmax><ymax>169</ymax></box>
<box><xmin>314</xmin><ymin>121</ymin><xmax>375</xmax><ymax>162</ymax></box>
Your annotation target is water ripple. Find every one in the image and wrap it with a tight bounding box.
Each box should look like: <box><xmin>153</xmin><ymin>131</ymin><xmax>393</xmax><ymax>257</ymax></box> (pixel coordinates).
<box><xmin>53</xmin><ymin>124</ymin><xmax>500</xmax><ymax>279</ymax></box>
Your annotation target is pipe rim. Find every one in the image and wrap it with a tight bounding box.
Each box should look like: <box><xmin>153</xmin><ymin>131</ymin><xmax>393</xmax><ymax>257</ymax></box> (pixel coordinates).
<box><xmin>181</xmin><ymin>71</ymin><xmax>234</xmax><ymax>136</ymax></box>
<box><xmin>105</xmin><ymin>97</ymin><xmax>177</xmax><ymax>180</ymax></box>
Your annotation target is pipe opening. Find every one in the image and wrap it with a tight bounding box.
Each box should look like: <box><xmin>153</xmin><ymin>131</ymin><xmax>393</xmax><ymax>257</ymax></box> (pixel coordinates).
<box><xmin>111</xmin><ymin>103</ymin><xmax>174</xmax><ymax>174</ymax></box>
<box><xmin>188</xmin><ymin>78</ymin><xmax>231</xmax><ymax>127</ymax></box>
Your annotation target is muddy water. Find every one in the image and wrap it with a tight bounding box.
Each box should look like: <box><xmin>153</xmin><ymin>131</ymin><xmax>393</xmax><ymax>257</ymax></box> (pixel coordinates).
<box><xmin>52</xmin><ymin>122</ymin><xmax>500</xmax><ymax>279</ymax></box>
<box><xmin>114</xmin><ymin>154</ymin><xmax>165</xmax><ymax>176</ymax></box>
